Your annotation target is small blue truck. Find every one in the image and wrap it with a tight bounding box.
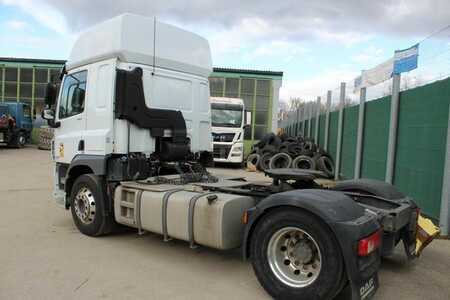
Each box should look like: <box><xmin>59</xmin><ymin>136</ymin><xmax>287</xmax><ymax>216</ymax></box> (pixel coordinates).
<box><xmin>0</xmin><ymin>102</ymin><xmax>33</xmax><ymax>148</ymax></box>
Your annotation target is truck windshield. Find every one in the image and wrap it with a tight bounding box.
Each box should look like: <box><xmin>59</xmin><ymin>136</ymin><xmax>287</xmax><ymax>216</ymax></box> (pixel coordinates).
<box><xmin>211</xmin><ymin>105</ymin><xmax>243</xmax><ymax>128</ymax></box>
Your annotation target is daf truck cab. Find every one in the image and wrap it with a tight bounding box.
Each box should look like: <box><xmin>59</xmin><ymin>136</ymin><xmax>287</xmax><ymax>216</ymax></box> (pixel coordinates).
<box><xmin>42</xmin><ymin>13</ymin><xmax>213</xmax><ymax>206</ymax></box>
<box><xmin>42</xmin><ymin>14</ymin><xmax>436</xmax><ymax>300</ymax></box>
<box><xmin>210</xmin><ymin>97</ymin><xmax>250</xmax><ymax>164</ymax></box>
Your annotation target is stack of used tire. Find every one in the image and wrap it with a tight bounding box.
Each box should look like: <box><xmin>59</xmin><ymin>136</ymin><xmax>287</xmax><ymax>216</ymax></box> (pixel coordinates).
<box><xmin>38</xmin><ymin>126</ymin><xmax>54</xmax><ymax>150</ymax></box>
<box><xmin>246</xmin><ymin>133</ymin><xmax>335</xmax><ymax>178</ymax></box>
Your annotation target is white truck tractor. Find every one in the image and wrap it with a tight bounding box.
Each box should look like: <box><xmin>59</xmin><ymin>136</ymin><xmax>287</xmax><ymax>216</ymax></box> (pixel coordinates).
<box><xmin>42</xmin><ymin>14</ymin><xmax>436</xmax><ymax>300</ymax></box>
<box><xmin>210</xmin><ymin>97</ymin><xmax>250</xmax><ymax>164</ymax></box>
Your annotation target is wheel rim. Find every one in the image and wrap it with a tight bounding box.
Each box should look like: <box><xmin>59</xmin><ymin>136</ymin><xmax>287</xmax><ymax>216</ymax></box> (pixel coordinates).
<box><xmin>19</xmin><ymin>135</ymin><xmax>26</xmax><ymax>145</ymax></box>
<box><xmin>73</xmin><ymin>187</ymin><xmax>96</xmax><ymax>224</ymax></box>
<box><xmin>267</xmin><ymin>227</ymin><xmax>322</xmax><ymax>288</ymax></box>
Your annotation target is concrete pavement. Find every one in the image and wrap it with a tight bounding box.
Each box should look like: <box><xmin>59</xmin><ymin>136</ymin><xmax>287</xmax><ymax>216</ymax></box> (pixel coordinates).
<box><xmin>0</xmin><ymin>147</ymin><xmax>449</xmax><ymax>300</ymax></box>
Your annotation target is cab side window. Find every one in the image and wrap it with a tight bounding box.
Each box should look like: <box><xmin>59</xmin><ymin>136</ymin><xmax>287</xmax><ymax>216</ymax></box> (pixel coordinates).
<box><xmin>58</xmin><ymin>71</ymin><xmax>87</xmax><ymax>119</ymax></box>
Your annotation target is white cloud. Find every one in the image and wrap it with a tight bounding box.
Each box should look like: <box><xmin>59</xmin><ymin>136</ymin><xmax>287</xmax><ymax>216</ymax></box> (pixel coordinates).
<box><xmin>352</xmin><ymin>46</ymin><xmax>385</xmax><ymax>64</ymax></box>
<box><xmin>20</xmin><ymin>0</ymin><xmax>450</xmax><ymax>40</ymax></box>
<box><xmin>280</xmin><ymin>69</ymin><xmax>360</xmax><ymax>102</ymax></box>
<box><xmin>314</xmin><ymin>30</ymin><xmax>372</xmax><ymax>48</ymax></box>
<box><xmin>1</xmin><ymin>0</ymin><xmax>69</xmax><ymax>34</ymax></box>
<box><xmin>5</xmin><ymin>20</ymin><xmax>28</xmax><ymax>30</ymax></box>
<box><xmin>251</xmin><ymin>41</ymin><xmax>308</xmax><ymax>59</ymax></box>
<box><xmin>2</xmin><ymin>0</ymin><xmax>448</xmax><ymax>100</ymax></box>
<box><xmin>206</xmin><ymin>17</ymin><xmax>280</xmax><ymax>56</ymax></box>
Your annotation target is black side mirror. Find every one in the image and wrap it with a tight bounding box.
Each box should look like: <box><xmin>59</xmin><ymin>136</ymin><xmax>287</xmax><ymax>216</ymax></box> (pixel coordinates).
<box><xmin>45</xmin><ymin>83</ymin><xmax>57</xmax><ymax>106</ymax></box>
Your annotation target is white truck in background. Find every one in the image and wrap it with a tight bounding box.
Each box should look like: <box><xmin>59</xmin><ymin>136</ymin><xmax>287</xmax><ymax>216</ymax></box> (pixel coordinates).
<box><xmin>210</xmin><ymin>97</ymin><xmax>250</xmax><ymax>164</ymax></box>
<box><xmin>41</xmin><ymin>13</ymin><xmax>435</xmax><ymax>300</ymax></box>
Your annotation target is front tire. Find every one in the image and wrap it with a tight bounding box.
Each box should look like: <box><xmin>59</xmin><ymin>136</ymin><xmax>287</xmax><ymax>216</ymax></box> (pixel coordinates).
<box><xmin>8</xmin><ymin>131</ymin><xmax>26</xmax><ymax>148</ymax></box>
<box><xmin>70</xmin><ymin>174</ymin><xmax>114</xmax><ymax>236</ymax></box>
<box><xmin>17</xmin><ymin>132</ymin><xmax>26</xmax><ymax>147</ymax></box>
<box><xmin>250</xmin><ymin>208</ymin><xmax>345</xmax><ymax>300</ymax></box>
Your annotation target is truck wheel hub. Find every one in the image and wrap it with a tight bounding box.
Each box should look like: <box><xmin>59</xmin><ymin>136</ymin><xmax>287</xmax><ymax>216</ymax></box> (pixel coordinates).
<box><xmin>267</xmin><ymin>227</ymin><xmax>322</xmax><ymax>287</ymax></box>
<box><xmin>292</xmin><ymin>241</ymin><xmax>313</xmax><ymax>264</ymax></box>
<box><xmin>74</xmin><ymin>187</ymin><xmax>96</xmax><ymax>224</ymax></box>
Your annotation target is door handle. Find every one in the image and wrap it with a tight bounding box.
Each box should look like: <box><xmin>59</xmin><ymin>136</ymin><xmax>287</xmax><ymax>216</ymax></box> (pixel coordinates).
<box><xmin>78</xmin><ymin>140</ymin><xmax>85</xmax><ymax>151</ymax></box>
<box><xmin>76</xmin><ymin>117</ymin><xmax>82</xmax><ymax>121</ymax></box>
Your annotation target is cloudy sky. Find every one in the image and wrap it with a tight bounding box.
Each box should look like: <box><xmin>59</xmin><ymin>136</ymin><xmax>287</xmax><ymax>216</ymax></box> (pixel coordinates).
<box><xmin>0</xmin><ymin>0</ymin><xmax>449</xmax><ymax>102</ymax></box>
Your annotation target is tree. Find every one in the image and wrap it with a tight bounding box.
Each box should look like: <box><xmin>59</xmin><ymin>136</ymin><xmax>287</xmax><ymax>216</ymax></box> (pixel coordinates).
<box><xmin>289</xmin><ymin>97</ymin><xmax>304</xmax><ymax>111</ymax></box>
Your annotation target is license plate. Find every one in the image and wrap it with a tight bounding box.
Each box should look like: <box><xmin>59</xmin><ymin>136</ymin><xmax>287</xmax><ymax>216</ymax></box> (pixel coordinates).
<box><xmin>359</xmin><ymin>275</ymin><xmax>379</xmax><ymax>300</ymax></box>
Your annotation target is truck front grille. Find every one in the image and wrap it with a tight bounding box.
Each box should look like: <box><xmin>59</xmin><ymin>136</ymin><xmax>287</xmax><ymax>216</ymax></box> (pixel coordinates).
<box><xmin>213</xmin><ymin>144</ymin><xmax>232</xmax><ymax>159</ymax></box>
<box><xmin>212</xmin><ymin>133</ymin><xmax>235</xmax><ymax>142</ymax></box>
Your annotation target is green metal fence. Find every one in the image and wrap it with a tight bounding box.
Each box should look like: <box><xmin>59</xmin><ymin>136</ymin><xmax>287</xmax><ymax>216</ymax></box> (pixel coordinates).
<box><xmin>283</xmin><ymin>77</ymin><xmax>450</xmax><ymax>221</ymax></box>
<box><xmin>393</xmin><ymin>79</ymin><xmax>450</xmax><ymax>219</ymax></box>
<box><xmin>360</xmin><ymin>97</ymin><xmax>391</xmax><ymax>181</ymax></box>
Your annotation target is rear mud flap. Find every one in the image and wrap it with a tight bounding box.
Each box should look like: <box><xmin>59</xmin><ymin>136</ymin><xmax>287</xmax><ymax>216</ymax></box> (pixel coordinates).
<box><xmin>341</xmin><ymin>273</ymin><xmax>379</xmax><ymax>300</ymax></box>
<box><xmin>415</xmin><ymin>214</ymin><xmax>440</xmax><ymax>256</ymax></box>
<box><xmin>356</xmin><ymin>274</ymin><xmax>378</xmax><ymax>300</ymax></box>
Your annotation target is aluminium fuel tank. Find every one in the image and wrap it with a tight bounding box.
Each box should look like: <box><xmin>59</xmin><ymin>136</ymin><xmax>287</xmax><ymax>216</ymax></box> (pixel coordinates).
<box><xmin>114</xmin><ymin>182</ymin><xmax>256</xmax><ymax>250</ymax></box>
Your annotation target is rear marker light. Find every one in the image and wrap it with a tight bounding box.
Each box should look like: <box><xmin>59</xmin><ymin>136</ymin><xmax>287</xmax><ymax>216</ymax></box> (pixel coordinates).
<box><xmin>242</xmin><ymin>211</ymin><xmax>249</xmax><ymax>224</ymax></box>
<box><xmin>358</xmin><ymin>229</ymin><xmax>381</xmax><ymax>256</ymax></box>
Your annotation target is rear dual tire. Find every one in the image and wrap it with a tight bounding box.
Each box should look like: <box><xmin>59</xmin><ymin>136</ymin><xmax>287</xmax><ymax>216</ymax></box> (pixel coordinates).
<box><xmin>250</xmin><ymin>208</ymin><xmax>345</xmax><ymax>300</ymax></box>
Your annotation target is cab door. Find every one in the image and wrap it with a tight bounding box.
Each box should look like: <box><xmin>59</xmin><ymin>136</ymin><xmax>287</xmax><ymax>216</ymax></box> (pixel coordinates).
<box><xmin>53</xmin><ymin>70</ymin><xmax>88</xmax><ymax>164</ymax></box>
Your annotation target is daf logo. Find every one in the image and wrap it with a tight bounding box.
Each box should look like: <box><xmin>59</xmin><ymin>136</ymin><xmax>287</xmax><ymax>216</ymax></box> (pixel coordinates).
<box><xmin>360</xmin><ymin>278</ymin><xmax>375</xmax><ymax>299</ymax></box>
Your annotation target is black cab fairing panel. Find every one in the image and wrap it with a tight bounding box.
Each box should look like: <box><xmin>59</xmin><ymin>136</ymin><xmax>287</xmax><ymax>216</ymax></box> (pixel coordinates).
<box><xmin>242</xmin><ymin>189</ymin><xmax>380</xmax><ymax>300</ymax></box>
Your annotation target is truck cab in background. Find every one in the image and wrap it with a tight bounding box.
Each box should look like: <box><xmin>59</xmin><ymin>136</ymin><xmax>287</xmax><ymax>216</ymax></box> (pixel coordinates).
<box><xmin>0</xmin><ymin>102</ymin><xmax>32</xmax><ymax>147</ymax></box>
<box><xmin>210</xmin><ymin>97</ymin><xmax>250</xmax><ymax>164</ymax></box>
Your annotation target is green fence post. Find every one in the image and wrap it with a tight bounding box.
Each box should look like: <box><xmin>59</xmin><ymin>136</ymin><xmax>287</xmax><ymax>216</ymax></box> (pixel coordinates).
<box><xmin>31</xmin><ymin>67</ymin><xmax>36</xmax><ymax>118</ymax></box>
<box><xmin>307</xmin><ymin>102</ymin><xmax>312</xmax><ymax>138</ymax></box>
<box><xmin>222</xmin><ymin>78</ymin><xmax>226</xmax><ymax>97</ymax></box>
<box><xmin>268</xmin><ymin>80</ymin><xmax>273</xmax><ymax>134</ymax></box>
<box><xmin>314</xmin><ymin>96</ymin><xmax>321</xmax><ymax>143</ymax></box>
<box><xmin>324</xmin><ymin>90</ymin><xmax>331</xmax><ymax>151</ymax></box>
<box><xmin>354</xmin><ymin>87</ymin><xmax>367</xmax><ymax>179</ymax></box>
<box><xmin>335</xmin><ymin>82</ymin><xmax>346</xmax><ymax>180</ymax></box>
<box><xmin>251</xmin><ymin>79</ymin><xmax>257</xmax><ymax>141</ymax></box>
<box><xmin>385</xmin><ymin>73</ymin><xmax>401</xmax><ymax>184</ymax></box>
<box><xmin>1</xmin><ymin>66</ymin><xmax>4</xmax><ymax>102</ymax></box>
<box><xmin>16</xmin><ymin>67</ymin><xmax>21</xmax><ymax>102</ymax></box>
<box><xmin>300</xmin><ymin>105</ymin><xmax>305</xmax><ymax>136</ymax></box>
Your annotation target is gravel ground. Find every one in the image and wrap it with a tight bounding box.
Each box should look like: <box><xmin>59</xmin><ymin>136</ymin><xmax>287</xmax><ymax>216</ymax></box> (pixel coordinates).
<box><xmin>1</xmin><ymin>146</ymin><xmax>449</xmax><ymax>300</ymax></box>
